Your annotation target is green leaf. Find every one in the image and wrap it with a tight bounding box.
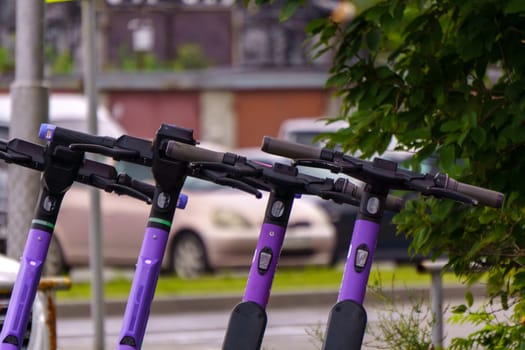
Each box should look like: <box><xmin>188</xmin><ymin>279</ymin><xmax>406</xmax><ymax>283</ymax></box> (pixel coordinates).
<box><xmin>326</xmin><ymin>72</ymin><xmax>349</xmax><ymax>88</ymax></box>
<box><xmin>478</xmin><ymin>209</ymin><xmax>498</xmax><ymax>224</ymax></box>
<box><xmin>279</xmin><ymin>0</ymin><xmax>302</xmax><ymax>22</ymax></box>
<box><xmin>513</xmin><ymin>271</ymin><xmax>525</xmax><ymax>290</ymax></box>
<box><xmin>438</xmin><ymin>144</ymin><xmax>456</xmax><ymax>172</ymax></box>
<box><xmin>471</xmin><ymin>127</ymin><xmax>486</xmax><ymax>146</ymax></box>
<box><xmin>402</xmin><ymin>127</ymin><xmax>431</xmax><ymax>142</ymax></box>
<box><xmin>320</xmin><ymin>22</ymin><xmax>338</xmax><ymax>42</ymax></box>
<box><xmin>451</xmin><ymin>304</ymin><xmax>468</xmax><ymax>314</ymax></box>
<box><xmin>465</xmin><ymin>291</ymin><xmax>474</xmax><ymax>307</ymax></box>
<box><xmin>366</xmin><ymin>28</ymin><xmax>382</xmax><ymax>51</ymax></box>
<box><xmin>440</xmin><ymin>120</ymin><xmax>462</xmax><ymax>132</ymax></box>
<box><xmin>504</xmin><ymin>0</ymin><xmax>525</xmax><ymax>14</ymax></box>
<box><xmin>364</xmin><ymin>4</ymin><xmax>389</xmax><ymax>22</ymax></box>
<box><xmin>305</xmin><ymin>18</ymin><xmax>328</xmax><ymax>35</ymax></box>
<box><xmin>376</xmin><ymin>66</ymin><xmax>395</xmax><ymax>79</ymax></box>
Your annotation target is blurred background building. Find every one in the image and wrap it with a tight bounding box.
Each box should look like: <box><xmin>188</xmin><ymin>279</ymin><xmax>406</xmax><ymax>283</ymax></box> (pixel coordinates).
<box><xmin>0</xmin><ymin>0</ymin><xmax>343</xmax><ymax>147</ymax></box>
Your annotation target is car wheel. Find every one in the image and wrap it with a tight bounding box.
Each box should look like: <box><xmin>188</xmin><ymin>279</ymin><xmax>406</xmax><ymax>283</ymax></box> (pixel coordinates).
<box><xmin>43</xmin><ymin>235</ymin><xmax>67</xmax><ymax>276</ymax></box>
<box><xmin>170</xmin><ymin>232</ymin><xmax>209</xmax><ymax>279</ymax></box>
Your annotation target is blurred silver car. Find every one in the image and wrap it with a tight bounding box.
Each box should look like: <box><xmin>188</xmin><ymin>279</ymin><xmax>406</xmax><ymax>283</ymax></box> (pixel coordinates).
<box><xmin>55</xmin><ymin>162</ymin><xmax>337</xmax><ymax>278</ymax></box>
<box><xmin>0</xmin><ymin>254</ymin><xmax>49</xmax><ymax>350</ymax></box>
<box><xmin>0</xmin><ymin>95</ymin><xmax>336</xmax><ymax>278</ymax></box>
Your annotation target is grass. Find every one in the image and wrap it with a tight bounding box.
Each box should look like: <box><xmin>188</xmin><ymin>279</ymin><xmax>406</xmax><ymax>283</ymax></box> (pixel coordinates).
<box><xmin>55</xmin><ymin>263</ymin><xmax>468</xmax><ymax>301</ymax></box>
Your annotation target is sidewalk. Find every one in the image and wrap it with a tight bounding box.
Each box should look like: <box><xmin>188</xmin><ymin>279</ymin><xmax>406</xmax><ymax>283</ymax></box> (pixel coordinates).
<box><xmin>56</xmin><ymin>284</ymin><xmax>486</xmax><ymax>319</ymax></box>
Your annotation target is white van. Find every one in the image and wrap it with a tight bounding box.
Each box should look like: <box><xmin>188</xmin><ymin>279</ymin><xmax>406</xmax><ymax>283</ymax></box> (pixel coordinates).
<box><xmin>0</xmin><ymin>93</ymin><xmax>125</xmax><ymax>138</ymax></box>
<box><xmin>277</xmin><ymin>117</ymin><xmax>348</xmax><ymax>147</ymax></box>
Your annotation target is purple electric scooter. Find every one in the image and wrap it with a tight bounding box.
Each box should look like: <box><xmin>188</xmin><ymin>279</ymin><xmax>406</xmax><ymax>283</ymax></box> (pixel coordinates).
<box><xmin>164</xmin><ymin>140</ymin><xmax>403</xmax><ymax>350</ymax></box>
<box><xmin>261</xmin><ymin>136</ymin><xmax>504</xmax><ymax>350</ymax></box>
<box><xmin>38</xmin><ymin>123</ymin><xmax>196</xmax><ymax>350</ymax></box>
<box><xmin>43</xmin><ymin>124</ymin><xmax>311</xmax><ymax>349</ymax></box>
<box><xmin>0</xmin><ymin>136</ymin><xmax>157</xmax><ymax>350</ymax></box>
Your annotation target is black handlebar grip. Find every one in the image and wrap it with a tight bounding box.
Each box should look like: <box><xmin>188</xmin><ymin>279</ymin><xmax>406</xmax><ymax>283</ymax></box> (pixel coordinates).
<box><xmin>261</xmin><ymin>136</ymin><xmax>325</xmax><ymax>160</ymax></box>
<box><xmin>435</xmin><ymin>174</ymin><xmax>504</xmax><ymax>208</ymax></box>
<box><xmin>39</xmin><ymin>123</ymin><xmax>117</xmax><ymax>147</ymax></box>
<box><xmin>165</xmin><ymin>140</ymin><xmax>226</xmax><ymax>163</ymax></box>
<box><xmin>446</xmin><ymin>178</ymin><xmax>504</xmax><ymax>208</ymax></box>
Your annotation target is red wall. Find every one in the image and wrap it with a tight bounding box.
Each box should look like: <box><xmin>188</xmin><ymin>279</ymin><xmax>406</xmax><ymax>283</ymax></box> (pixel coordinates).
<box><xmin>235</xmin><ymin>90</ymin><xmax>328</xmax><ymax>147</ymax></box>
<box><xmin>108</xmin><ymin>91</ymin><xmax>200</xmax><ymax>139</ymax></box>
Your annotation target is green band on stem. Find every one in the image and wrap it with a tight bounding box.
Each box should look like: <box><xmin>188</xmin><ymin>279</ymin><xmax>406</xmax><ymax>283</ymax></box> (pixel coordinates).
<box><xmin>32</xmin><ymin>219</ymin><xmax>55</xmax><ymax>229</ymax></box>
<box><xmin>148</xmin><ymin>217</ymin><xmax>172</xmax><ymax>228</ymax></box>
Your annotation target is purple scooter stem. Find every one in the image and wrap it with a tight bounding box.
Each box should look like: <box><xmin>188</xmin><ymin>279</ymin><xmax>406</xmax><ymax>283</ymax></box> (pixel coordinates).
<box><xmin>117</xmin><ymin>226</ymin><xmax>169</xmax><ymax>350</ymax></box>
<box><xmin>338</xmin><ymin>219</ymin><xmax>380</xmax><ymax>304</ymax></box>
<box><xmin>242</xmin><ymin>223</ymin><xmax>286</xmax><ymax>308</ymax></box>
<box><xmin>322</xmin><ymin>192</ymin><xmax>387</xmax><ymax>350</ymax></box>
<box><xmin>0</xmin><ymin>229</ymin><xmax>51</xmax><ymax>350</ymax></box>
<box><xmin>223</xmin><ymin>191</ymin><xmax>294</xmax><ymax>350</ymax></box>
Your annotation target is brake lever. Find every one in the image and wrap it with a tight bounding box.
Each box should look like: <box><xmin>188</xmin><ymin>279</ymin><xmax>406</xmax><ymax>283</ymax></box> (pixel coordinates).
<box><xmin>108</xmin><ymin>183</ymin><xmax>153</xmax><ymax>204</ymax></box>
<box><xmin>70</xmin><ymin>143</ymin><xmax>140</xmax><ymax>161</ymax></box>
<box><xmin>116</xmin><ymin>173</ymin><xmax>155</xmax><ymax>199</ymax></box>
<box><xmin>319</xmin><ymin>190</ymin><xmax>361</xmax><ymax>206</ymax></box>
<box><xmin>191</xmin><ymin>161</ymin><xmax>261</xmax><ymax>178</ymax></box>
<box><xmin>195</xmin><ymin>168</ymin><xmax>262</xmax><ymax>198</ymax></box>
<box><xmin>216</xmin><ymin>177</ymin><xmax>262</xmax><ymax>199</ymax></box>
<box><xmin>0</xmin><ymin>150</ymin><xmax>33</xmax><ymax>164</ymax></box>
<box><xmin>90</xmin><ymin>175</ymin><xmax>153</xmax><ymax>204</ymax></box>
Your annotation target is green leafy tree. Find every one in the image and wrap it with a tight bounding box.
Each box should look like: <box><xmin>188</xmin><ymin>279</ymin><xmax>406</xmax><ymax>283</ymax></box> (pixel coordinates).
<box><xmin>252</xmin><ymin>0</ymin><xmax>525</xmax><ymax>347</ymax></box>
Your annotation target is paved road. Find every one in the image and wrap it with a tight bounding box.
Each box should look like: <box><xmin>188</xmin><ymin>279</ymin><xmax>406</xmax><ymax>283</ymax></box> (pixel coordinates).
<box><xmin>57</xmin><ymin>299</ymin><xmax>484</xmax><ymax>350</ymax></box>
<box><xmin>58</xmin><ymin>307</ymin><xmax>324</xmax><ymax>350</ymax></box>
<box><xmin>56</xmin><ymin>267</ymin><xmax>490</xmax><ymax>349</ymax></box>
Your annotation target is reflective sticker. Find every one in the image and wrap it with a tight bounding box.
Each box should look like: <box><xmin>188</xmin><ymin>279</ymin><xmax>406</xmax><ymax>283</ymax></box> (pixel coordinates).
<box><xmin>258</xmin><ymin>247</ymin><xmax>273</xmax><ymax>274</ymax></box>
<box><xmin>42</xmin><ymin>195</ymin><xmax>58</xmax><ymax>214</ymax></box>
<box><xmin>366</xmin><ymin>197</ymin><xmax>380</xmax><ymax>215</ymax></box>
<box><xmin>271</xmin><ymin>201</ymin><xmax>285</xmax><ymax>218</ymax></box>
<box><xmin>354</xmin><ymin>244</ymin><xmax>369</xmax><ymax>272</ymax></box>
<box><xmin>156</xmin><ymin>192</ymin><xmax>171</xmax><ymax>209</ymax></box>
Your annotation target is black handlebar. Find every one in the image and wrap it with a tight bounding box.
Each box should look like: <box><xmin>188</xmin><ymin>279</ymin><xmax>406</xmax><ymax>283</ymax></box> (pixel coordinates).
<box><xmin>165</xmin><ymin>140</ymin><xmax>405</xmax><ymax>212</ymax></box>
<box><xmin>0</xmin><ymin>137</ymin><xmax>156</xmax><ymax>204</ymax></box>
<box><xmin>41</xmin><ymin>123</ymin><xmax>153</xmax><ymax>165</ymax></box>
<box><xmin>262</xmin><ymin>136</ymin><xmax>504</xmax><ymax>208</ymax></box>
<box><xmin>40</xmin><ymin>123</ymin><xmax>117</xmax><ymax>149</ymax></box>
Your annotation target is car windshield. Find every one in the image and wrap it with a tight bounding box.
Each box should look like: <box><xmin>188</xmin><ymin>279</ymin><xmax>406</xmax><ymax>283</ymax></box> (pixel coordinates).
<box><xmin>291</xmin><ymin>131</ymin><xmax>327</xmax><ymax>147</ymax></box>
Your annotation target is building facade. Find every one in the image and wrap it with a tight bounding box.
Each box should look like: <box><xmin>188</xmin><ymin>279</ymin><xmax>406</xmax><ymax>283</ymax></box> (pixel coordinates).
<box><xmin>0</xmin><ymin>0</ymin><xmax>341</xmax><ymax>147</ymax></box>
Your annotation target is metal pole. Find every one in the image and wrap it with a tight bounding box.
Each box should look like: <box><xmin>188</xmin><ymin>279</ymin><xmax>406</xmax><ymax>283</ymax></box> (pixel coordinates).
<box><xmin>419</xmin><ymin>259</ymin><xmax>446</xmax><ymax>349</ymax></box>
<box><xmin>7</xmin><ymin>0</ymin><xmax>48</xmax><ymax>259</ymax></box>
<box><xmin>81</xmin><ymin>1</ymin><xmax>106</xmax><ymax>349</ymax></box>
<box><xmin>430</xmin><ymin>269</ymin><xmax>444</xmax><ymax>349</ymax></box>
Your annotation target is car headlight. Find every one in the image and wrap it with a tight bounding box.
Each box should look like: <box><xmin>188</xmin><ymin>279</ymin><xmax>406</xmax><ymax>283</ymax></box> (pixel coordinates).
<box><xmin>212</xmin><ymin>209</ymin><xmax>252</xmax><ymax>228</ymax></box>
